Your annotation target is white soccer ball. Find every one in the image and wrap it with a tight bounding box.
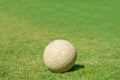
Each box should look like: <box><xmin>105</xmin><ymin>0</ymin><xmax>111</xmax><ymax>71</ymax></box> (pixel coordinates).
<box><xmin>43</xmin><ymin>40</ymin><xmax>76</xmax><ymax>72</ymax></box>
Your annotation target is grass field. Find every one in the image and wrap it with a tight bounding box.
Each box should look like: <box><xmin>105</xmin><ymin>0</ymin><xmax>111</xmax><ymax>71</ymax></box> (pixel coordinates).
<box><xmin>0</xmin><ymin>0</ymin><xmax>120</xmax><ymax>80</ymax></box>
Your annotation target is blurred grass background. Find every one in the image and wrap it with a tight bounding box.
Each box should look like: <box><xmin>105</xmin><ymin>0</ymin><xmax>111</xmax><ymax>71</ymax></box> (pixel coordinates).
<box><xmin>0</xmin><ymin>0</ymin><xmax>120</xmax><ymax>80</ymax></box>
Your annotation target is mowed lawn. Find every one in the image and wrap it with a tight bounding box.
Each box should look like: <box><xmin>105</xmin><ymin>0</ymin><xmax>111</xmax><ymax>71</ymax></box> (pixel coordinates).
<box><xmin>0</xmin><ymin>0</ymin><xmax>120</xmax><ymax>80</ymax></box>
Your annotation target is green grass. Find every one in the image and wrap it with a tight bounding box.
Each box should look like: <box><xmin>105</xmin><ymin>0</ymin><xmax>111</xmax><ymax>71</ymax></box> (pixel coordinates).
<box><xmin>0</xmin><ymin>0</ymin><xmax>120</xmax><ymax>80</ymax></box>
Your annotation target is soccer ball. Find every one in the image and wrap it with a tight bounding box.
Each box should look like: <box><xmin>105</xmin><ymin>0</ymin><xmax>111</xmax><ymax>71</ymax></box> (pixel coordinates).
<box><xmin>43</xmin><ymin>39</ymin><xmax>76</xmax><ymax>72</ymax></box>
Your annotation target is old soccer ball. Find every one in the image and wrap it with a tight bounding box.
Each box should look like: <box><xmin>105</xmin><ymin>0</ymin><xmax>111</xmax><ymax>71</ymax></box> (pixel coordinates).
<box><xmin>43</xmin><ymin>39</ymin><xmax>76</xmax><ymax>72</ymax></box>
